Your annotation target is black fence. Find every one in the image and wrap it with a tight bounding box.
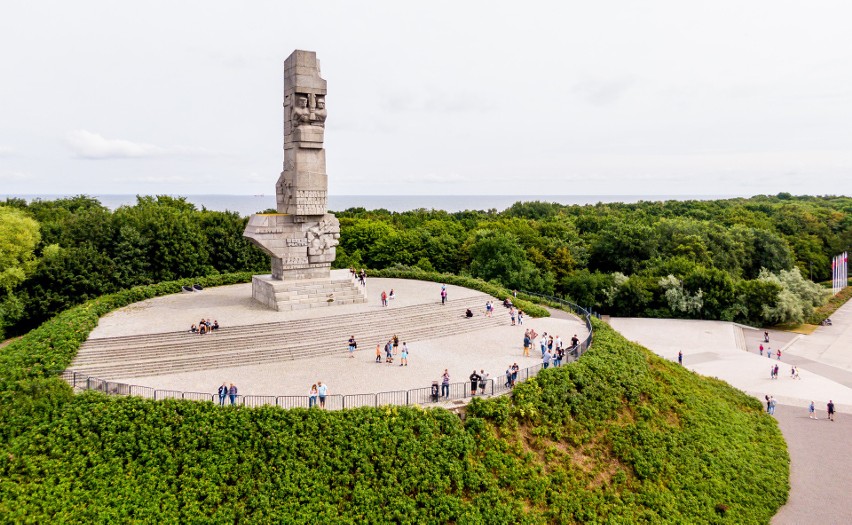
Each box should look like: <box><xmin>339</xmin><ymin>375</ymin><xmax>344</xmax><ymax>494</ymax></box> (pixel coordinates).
<box><xmin>57</xmin><ymin>293</ymin><xmax>594</xmax><ymax>411</ymax></box>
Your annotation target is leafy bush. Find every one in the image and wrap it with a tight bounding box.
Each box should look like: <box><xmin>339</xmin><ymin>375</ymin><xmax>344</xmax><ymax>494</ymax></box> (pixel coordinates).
<box><xmin>0</xmin><ymin>272</ymin><xmax>787</xmax><ymax>523</ymax></box>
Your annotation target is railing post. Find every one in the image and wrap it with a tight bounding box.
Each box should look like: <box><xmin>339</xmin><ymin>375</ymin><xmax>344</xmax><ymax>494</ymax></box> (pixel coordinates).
<box><xmin>405</xmin><ymin>391</ymin><xmax>409</xmax><ymax>406</ymax></box>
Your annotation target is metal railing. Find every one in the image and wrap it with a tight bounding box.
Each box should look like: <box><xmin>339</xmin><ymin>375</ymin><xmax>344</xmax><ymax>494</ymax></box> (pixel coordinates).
<box><xmin>56</xmin><ymin>291</ymin><xmax>594</xmax><ymax>410</ymax></box>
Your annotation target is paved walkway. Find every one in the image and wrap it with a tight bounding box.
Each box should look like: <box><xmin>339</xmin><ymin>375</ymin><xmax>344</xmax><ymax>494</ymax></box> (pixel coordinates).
<box><xmin>611</xmin><ymin>298</ymin><xmax>852</xmax><ymax>525</ymax></box>
<box><xmin>87</xmin><ymin>278</ymin><xmax>588</xmax><ymax>397</ymax></box>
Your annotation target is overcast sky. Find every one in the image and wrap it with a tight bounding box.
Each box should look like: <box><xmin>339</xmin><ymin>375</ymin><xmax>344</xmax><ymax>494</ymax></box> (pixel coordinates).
<box><xmin>1</xmin><ymin>1</ymin><xmax>851</xmax><ymax>197</ymax></box>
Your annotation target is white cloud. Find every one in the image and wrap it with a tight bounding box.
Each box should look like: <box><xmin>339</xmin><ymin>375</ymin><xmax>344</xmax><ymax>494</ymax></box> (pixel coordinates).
<box><xmin>65</xmin><ymin>130</ymin><xmax>214</xmax><ymax>160</ymax></box>
<box><xmin>0</xmin><ymin>170</ymin><xmax>31</xmax><ymax>181</ymax></box>
<box><xmin>0</xmin><ymin>145</ymin><xmax>14</xmax><ymax>156</ymax></box>
<box><xmin>66</xmin><ymin>129</ymin><xmax>167</xmax><ymax>159</ymax></box>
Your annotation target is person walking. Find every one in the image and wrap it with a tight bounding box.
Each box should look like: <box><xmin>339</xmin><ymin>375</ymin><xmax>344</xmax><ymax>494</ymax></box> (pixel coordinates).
<box><xmin>774</xmin><ymin>364</ymin><xmax>779</xmax><ymax>379</ymax></box>
<box><xmin>759</xmin><ymin>344</ymin><xmax>764</xmax><ymax>356</ymax></box>
<box><xmin>808</xmin><ymin>401</ymin><xmax>816</xmax><ymax>419</ymax></box>
<box><xmin>317</xmin><ymin>381</ymin><xmax>328</xmax><ymax>409</ymax></box>
<box><xmin>348</xmin><ymin>335</ymin><xmax>357</xmax><ymax>358</ymax></box>
<box><xmin>217</xmin><ymin>382</ymin><xmax>228</xmax><ymax>406</ymax></box>
<box><xmin>517</xmin><ymin>310</ymin><xmax>524</xmax><ymax>325</ymax></box>
<box><xmin>440</xmin><ymin>287</ymin><xmax>447</xmax><ymax>305</ymax></box>
<box><xmin>827</xmin><ymin>400</ymin><xmax>835</xmax><ymax>421</ymax></box>
<box><xmin>768</xmin><ymin>348</ymin><xmax>773</xmax><ymax>359</ymax></box>
<box><xmin>764</xmin><ymin>331</ymin><xmax>770</xmax><ymax>342</ymax></box>
<box><xmin>441</xmin><ymin>369</ymin><xmax>450</xmax><ymax>399</ymax></box>
<box><xmin>509</xmin><ymin>307</ymin><xmax>516</xmax><ymax>326</ymax></box>
<box><xmin>469</xmin><ymin>370</ymin><xmax>481</xmax><ymax>396</ymax></box>
<box><xmin>678</xmin><ymin>351</ymin><xmax>683</xmax><ymax>365</ymax></box>
<box><xmin>765</xmin><ymin>395</ymin><xmax>771</xmax><ymax>413</ymax></box>
<box><xmin>543</xmin><ymin>348</ymin><xmax>552</xmax><ymax>369</ymax></box>
<box><xmin>505</xmin><ymin>367</ymin><xmax>512</xmax><ymax>388</ymax></box>
<box><xmin>309</xmin><ymin>384</ymin><xmax>318</xmax><ymax>408</ymax></box>
<box><xmin>375</xmin><ymin>343</ymin><xmax>382</xmax><ymax>363</ymax></box>
<box><xmin>228</xmin><ymin>383</ymin><xmax>238</xmax><ymax>406</ymax></box>
<box><xmin>777</xmin><ymin>349</ymin><xmax>782</xmax><ymax>360</ymax></box>
<box><xmin>540</xmin><ymin>333</ymin><xmax>548</xmax><ymax>357</ymax></box>
<box><xmin>769</xmin><ymin>396</ymin><xmax>777</xmax><ymax>415</ymax></box>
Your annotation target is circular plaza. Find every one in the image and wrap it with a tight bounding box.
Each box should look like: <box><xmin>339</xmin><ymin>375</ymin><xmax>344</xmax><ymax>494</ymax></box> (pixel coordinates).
<box><xmin>71</xmin><ymin>276</ymin><xmax>589</xmax><ymax>400</ymax></box>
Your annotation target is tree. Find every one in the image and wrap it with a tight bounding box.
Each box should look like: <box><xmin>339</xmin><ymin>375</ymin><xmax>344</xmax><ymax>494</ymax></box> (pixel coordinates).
<box><xmin>467</xmin><ymin>230</ymin><xmax>553</xmax><ymax>293</ymax></box>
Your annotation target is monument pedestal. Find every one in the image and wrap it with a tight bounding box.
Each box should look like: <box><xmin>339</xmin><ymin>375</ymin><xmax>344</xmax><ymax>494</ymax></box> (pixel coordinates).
<box><xmin>251</xmin><ymin>270</ymin><xmax>367</xmax><ymax>311</ymax></box>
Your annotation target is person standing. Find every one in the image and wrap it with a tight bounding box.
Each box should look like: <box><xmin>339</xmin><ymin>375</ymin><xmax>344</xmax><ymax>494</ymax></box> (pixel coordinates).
<box><xmin>375</xmin><ymin>343</ymin><xmax>382</xmax><ymax>363</ymax></box>
<box><xmin>509</xmin><ymin>307</ymin><xmax>516</xmax><ymax>326</ymax></box>
<box><xmin>777</xmin><ymin>349</ymin><xmax>782</xmax><ymax>360</ymax></box>
<box><xmin>543</xmin><ymin>348</ymin><xmax>552</xmax><ymax>369</ymax></box>
<box><xmin>517</xmin><ymin>310</ymin><xmax>524</xmax><ymax>325</ymax></box>
<box><xmin>317</xmin><ymin>381</ymin><xmax>328</xmax><ymax>409</ymax></box>
<box><xmin>774</xmin><ymin>364</ymin><xmax>779</xmax><ymax>379</ymax></box>
<box><xmin>511</xmin><ymin>363</ymin><xmax>519</xmax><ymax>386</ymax></box>
<box><xmin>469</xmin><ymin>370</ymin><xmax>481</xmax><ymax>396</ymax></box>
<box><xmin>768</xmin><ymin>348</ymin><xmax>773</xmax><ymax>359</ymax></box>
<box><xmin>769</xmin><ymin>396</ymin><xmax>777</xmax><ymax>415</ymax></box>
<box><xmin>400</xmin><ymin>342</ymin><xmax>409</xmax><ymax>366</ymax></box>
<box><xmin>827</xmin><ymin>400</ymin><xmax>835</xmax><ymax>421</ymax></box>
<box><xmin>348</xmin><ymin>335</ymin><xmax>357</xmax><ymax>358</ymax></box>
<box><xmin>505</xmin><ymin>367</ymin><xmax>512</xmax><ymax>388</ymax></box>
<box><xmin>479</xmin><ymin>370</ymin><xmax>489</xmax><ymax>394</ymax></box>
<box><xmin>523</xmin><ymin>331</ymin><xmax>531</xmax><ymax>357</ymax></box>
<box><xmin>381</xmin><ymin>290</ymin><xmax>388</xmax><ymax>307</ymax></box>
<box><xmin>218</xmin><ymin>382</ymin><xmax>228</xmax><ymax>406</ymax></box>
<box><xmin>440</xmin><ymin>285</ymin><xmax>447</xmax><ymax>305</ymax></box>
<box><xmin>392</xmin><ymin>334</ymin><xmax>399</xmax><ymax>355</ymax></box>
<box><xmin>765</xmin><ymin>395</ymin><xmax>771</xmax><ymax>413</ymax></box>
<box><xmin>678</xmin><ymin>351</ymin><xmax>683</xmax><ymax>365</ymax></box>
<box><xmin>309</xmin><ymin>384</ymin><xmax>318</xmax><ymax>408</ymax></box>
<box><xmin>486</xmin><ymin>301</ymin><xmax>493</xmax><ymax>317</ymax></box>
<box><xmin>228</xmin><ymin>383</ymin><xmax>238</xmax><ymax>406</ymax></box>
<box><xmin>808</xmin><ymin>401</ymin><xmax>816</xmax><ymax>419</ymax></box>
<box><xmin>571</xmin><ymin>334</ymin><xmax>580</xmax><ymax>350</ymax></box>
<box><xmin>441</xmin><ymin>369</ymin><xmax>450</xmax><ymax>398</ymax></box>
<box><xmin>759</xmin><ymin>344</ymin><xmax>764</xmax><ymax>356</ymax></box>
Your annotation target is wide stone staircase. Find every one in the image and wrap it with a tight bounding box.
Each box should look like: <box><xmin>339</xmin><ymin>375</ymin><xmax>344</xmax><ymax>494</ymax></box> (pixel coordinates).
<box><xmin>70</xmin><ymin>294</ymin><xmax>504</xmax><ymax>379</ymax></box>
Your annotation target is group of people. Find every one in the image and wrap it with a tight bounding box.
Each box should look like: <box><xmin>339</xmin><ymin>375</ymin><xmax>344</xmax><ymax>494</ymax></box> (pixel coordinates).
<box><xmin>504</xmin><ymin>362</ymin><xmax>521</xmax><ymax>387</ymax></box>
<box><xmin>770</xmin><ymin>364</ymin><xmax>801</xmax><ymax>379</ymax></box>
<box><xmin>376</xmin><ymin>335</ymin><xmax>408</xmax><ymax>366</ymax></box>
<box><xmin>758</xmin><ymin>344</ymin><xmax>782</xmax><ymax>360</ymax></box>
<box><xmin>808</xmin><ymin>400</ymin><xmax>836</xmax><ymax>420</ymax></box>
<box><xmin>191</xmin><ymin>318</ymin><xmax>219</xmax><ymax>334</ymax></box>
<box><xmin>308</xmin><ymin>381</ymin><xmax>329</xmax><ymax>408</ymax></box>
<box><xmin>349</xmin><ymin>268</ymin><xmax>367</xmax><ymax>286</ymax></box>
<box><xmin>217</xmin><ymin>382</ymin><xmax>238</xmax><ymax>405</ymax></box>
<box><xmin>380</xmin><ymin>289</ymin><xmax>395</xmax><ymax>306</ymax></box>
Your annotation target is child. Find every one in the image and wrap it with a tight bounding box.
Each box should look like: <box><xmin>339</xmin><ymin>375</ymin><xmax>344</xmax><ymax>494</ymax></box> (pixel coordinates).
<box><xmin>375</xmin><ymin>344</ymin><xmax>382</xmax><ymax>363</ymax></box>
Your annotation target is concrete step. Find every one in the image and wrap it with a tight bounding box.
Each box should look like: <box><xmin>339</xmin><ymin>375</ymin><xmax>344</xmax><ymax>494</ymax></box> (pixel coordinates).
<box><xmin>70</xmin><ymin>294</ymin><xmax>512</xmax><ymax>378</ymax></box>
<box><xmin>73</xmin><ymin>317</ymin><xmax>507</xmax><ymax>378</ymax></box>
<box><xmin>81</xmin><ymin>295</ymin><xmax>486</xmax><ymax>348</ymax></box>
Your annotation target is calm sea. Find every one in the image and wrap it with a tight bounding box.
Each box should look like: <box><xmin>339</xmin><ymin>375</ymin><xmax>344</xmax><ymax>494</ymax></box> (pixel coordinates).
<box><xmin>3</xmin><ymin>194</ymin><xmax>742</xmax><ymax>217</ymax></box>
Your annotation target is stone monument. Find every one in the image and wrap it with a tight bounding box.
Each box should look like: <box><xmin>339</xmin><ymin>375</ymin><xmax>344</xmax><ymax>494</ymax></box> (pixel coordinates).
<box><xmin>244</xmin><ymin>50</ymin><xmax>366</xmax><ymax>310</ymax></box>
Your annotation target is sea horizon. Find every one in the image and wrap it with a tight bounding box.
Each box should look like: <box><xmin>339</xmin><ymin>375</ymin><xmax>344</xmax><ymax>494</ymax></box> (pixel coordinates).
<box><xmin>4</xmin><ymin>193</ymin><xmax>750</xmax><ymax>216</ymax></box>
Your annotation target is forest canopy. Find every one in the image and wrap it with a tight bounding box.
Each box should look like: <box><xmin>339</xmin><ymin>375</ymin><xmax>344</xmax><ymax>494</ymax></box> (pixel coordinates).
<box><xmin>1</xmin><ymin>193</ymin><xmax>849</xmax><ymax>338</ymax></box>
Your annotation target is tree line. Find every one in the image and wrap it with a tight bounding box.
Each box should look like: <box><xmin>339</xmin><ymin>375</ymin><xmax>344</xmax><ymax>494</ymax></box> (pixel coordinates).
<box><xmin>1</xmin><ymin>193</ymin><xmax>849</xmax><ymax>338</ymax></box>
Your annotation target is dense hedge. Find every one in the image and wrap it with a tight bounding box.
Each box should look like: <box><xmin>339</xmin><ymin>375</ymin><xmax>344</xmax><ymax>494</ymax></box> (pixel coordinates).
<box><xmin>0</xmin><ymin>274</ymin><xmax>788</xmax><ymax>523</ymax></box>
<box><xmin>368</xmin><ymin>266</ymin><xmax>551</xmax><ymax>318</ymax></box>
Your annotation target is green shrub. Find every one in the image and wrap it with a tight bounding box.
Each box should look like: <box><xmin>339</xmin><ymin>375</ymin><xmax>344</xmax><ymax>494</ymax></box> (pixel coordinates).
<box><xmin>0</xmin><ymin>271</ymin><xmax>787</xmax><ymax>523</ymax></box>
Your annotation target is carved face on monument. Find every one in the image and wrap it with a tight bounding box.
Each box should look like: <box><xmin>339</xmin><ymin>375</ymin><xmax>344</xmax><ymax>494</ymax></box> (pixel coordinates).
<box><xmin>298</xmin><ymin>96</ymin><xmax>308</xmax><ymax>108</ymax></box>
<box><xmin>316</xmin><ymin>98</ymin><xmax>325</xmax><ymax>110</ymax></box>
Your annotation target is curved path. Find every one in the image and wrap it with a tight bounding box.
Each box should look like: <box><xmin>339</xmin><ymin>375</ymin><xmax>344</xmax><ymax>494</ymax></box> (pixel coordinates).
<box><xmin>75</xmin><ymin>278</ymin><xmax>588</xmax><ymax>397</ymax></box>
<box><xmin>610</xmin><ymin>299</ymin><xmax>852</xmax><ymax>525</ymax></box>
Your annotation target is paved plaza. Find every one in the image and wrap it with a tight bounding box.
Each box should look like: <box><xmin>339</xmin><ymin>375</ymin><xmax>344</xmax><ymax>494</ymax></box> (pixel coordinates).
<box><xmin>86</xmin><ymin>277</ymin><xmax>588</xmax><ymax>397</ymax></box>
<box><xmin>611</xmin><ymin>301</ymin><xmax>852</xmax><ymax>524</ymax></box>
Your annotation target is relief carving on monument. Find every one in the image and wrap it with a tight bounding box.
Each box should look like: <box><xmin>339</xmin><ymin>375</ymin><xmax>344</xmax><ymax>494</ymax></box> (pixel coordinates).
<box><xmin>306</xmin><ymin>216</ymin><xmax>340</xmax><ymax>257</ymax></box>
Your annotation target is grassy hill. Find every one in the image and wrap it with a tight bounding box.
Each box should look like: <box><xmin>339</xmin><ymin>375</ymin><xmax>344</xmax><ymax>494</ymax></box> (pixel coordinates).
<box><xmin>0</xmin><ymin>275</ymin><xmax>788</xmax><ymax>523</ymax></box>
